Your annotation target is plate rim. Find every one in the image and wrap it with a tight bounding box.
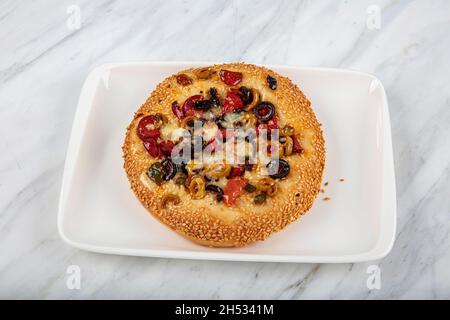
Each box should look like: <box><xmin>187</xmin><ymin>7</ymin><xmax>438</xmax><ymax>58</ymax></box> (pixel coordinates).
<box><xmin>57</xmin><ymin>61</ymin><xmax>397</xmax><ymax>263</ymax></box>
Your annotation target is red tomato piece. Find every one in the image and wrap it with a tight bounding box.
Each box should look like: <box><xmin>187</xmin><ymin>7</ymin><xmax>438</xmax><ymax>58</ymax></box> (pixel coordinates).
<box><xmin>223</xmin><ymin>91</ymin><xmax>244</xmax><ymax>114</ymax></box>
<box><xmin>292</xmin><ymin>135</ymin><xmax>303</xmax><ymax>154</ymax></box>
<box><xmin>229</xmin><ymin>166</ymin><xmax>245</xmax><ymax>178</ymax></box>
<box><xmin>219</xmin><ymin>70</ymin><xmax>243</xmax><ymax>86</ymax></box>
<box><xmin>182</xmin><ymin>95</ymin><xmax>204</xmax><ymax>117</ymax></box>
<box><xmin>257</xmin><ymin>116</ymin><xmax>278</xmax><ymax>137</ymax></box>
<box><xmin>171</xmin><ymin>101</ymin><xmax>184</xmax><ymax>119</ymax></box>
<box><xmin>223</xmin><ymin>177</ymin><xmax>249</xmax><ymax>205</ymax></box>
<box><xmin>218</xmin><ymin>128</ymin><xmax>236</xmax><ymax>141</ymax></box>
<box><xmin>137</xmin><ymin>115</ymin><xmax>161</xmax><ymax>140</ymax></box>
<box><xmin>267</xmin><ymin>115</ymin><xmax>279</xmax><ymax>130</ymax></box>
<box><xmin>143</xmin><ymin>138</ymin><xmax>160</xmax><ymax>158</ymax></box>
<box><xmin>159</xmin><ymin>140</ymin><xmax>175</xmax><ymax>157</ymax></box>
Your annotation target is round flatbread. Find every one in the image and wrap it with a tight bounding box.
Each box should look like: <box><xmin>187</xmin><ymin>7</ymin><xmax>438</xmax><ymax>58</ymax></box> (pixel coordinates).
<box><xmin>123</xmin><ymin>63</ymin><xmax>325</xmax><ymax>247</ymax></box>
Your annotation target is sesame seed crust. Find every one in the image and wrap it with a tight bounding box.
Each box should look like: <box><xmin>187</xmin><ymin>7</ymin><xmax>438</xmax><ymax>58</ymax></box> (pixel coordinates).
<box><xmin>122</xmin><ymin>63</ymin><xmax>326</xmax><ymax>247</ymax></box>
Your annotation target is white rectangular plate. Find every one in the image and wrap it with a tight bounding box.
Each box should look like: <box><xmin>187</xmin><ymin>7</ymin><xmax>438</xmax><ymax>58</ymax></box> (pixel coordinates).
<box><xmin>58</xmin><ymin>62</ymin><xmax>396</xmax><ymax>263</ymax></box>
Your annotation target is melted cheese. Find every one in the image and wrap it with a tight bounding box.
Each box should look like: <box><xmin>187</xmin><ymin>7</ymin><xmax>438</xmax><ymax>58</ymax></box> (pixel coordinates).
<box><xmin>202</xmin><ymin>122</ymin><xmax>218</xmax><ymax>141</ymax></box>
<box><xmin>161</xmin><ymin>122</ymin><xmax>187</xmax><ymax>142</ymax></box>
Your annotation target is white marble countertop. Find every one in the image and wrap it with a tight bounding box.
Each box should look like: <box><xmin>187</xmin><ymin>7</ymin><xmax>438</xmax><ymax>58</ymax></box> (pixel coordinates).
<box><xmin>1</xmin><ymin>0</ymin><xmax>449</xmax><ymax>299</ymax></box>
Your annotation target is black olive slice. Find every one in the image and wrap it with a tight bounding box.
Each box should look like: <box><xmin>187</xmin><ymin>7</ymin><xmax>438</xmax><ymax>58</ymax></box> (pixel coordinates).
<box><xmin>267</xmin><ymin>159</ymin><xmax>290</xmax><ymax>179</ymax></box>
<box><xmin>194</xmin><ymin>100</ymin><xmax>213</xmax><ymax>110</ymax></box>
<box><xmin>161</xmin><ymin>158</ymin><xmax>177</xmax><ymax>181</ymax></box>
<box><xmin>253</xmin><ymin>102</ymin><xmax>275</xmax><ymax>122</ymax></box>
<box><xmin>208</xmin><ymin>87</ymin><xmax>221</xmax><ymax>106</ymax></box>
<box><xmin>238</xmin><ymin>86</ymin><xmax>253</xmax><ymax>105</ymax></box>
<box><xmin>267</xmin><ymin>75</ymin><xmax>277</xmax><ymax>90</ymax></box>
<box><xmin>205</xmin><ymin>184</ymin><xmax>224</xmax><ymax>202</ymax></box>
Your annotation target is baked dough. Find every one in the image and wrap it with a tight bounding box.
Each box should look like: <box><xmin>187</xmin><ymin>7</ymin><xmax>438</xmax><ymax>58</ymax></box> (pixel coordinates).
<box><xmin>123</xmin><ymin>63</ymin><xmax>325</xmax><ymax>247</ymax></box>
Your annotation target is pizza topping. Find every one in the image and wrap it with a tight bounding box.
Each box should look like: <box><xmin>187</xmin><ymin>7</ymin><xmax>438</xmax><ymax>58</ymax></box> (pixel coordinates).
<box><xmin>159</xmin><ymin>140</ymin><xmax>175</xmax><ymax>157</ymax></box>
<box><xmin>217</xmin><ymin>128</ymin><xmax>237</xmax><ymax>142</ymax></box>
<box><xmin>139</xmin><ymin>68</ymin><xmax>304</xmax><ymax>206</ymax></box>
<box><xmin>188</xmin><ymin>175</ymin><xmax>206</xmax><ymax>199</ymax></box>
<box><xmin>147</xmin><ymin>162</ymin><xmax>165</xmax><ymax>185</ymax></box>
<box><xmin>244</xmin><ymin>183</ymin><xmax>256</xmax><ymax>193</ymax></box>
<box><xmin>175</xmin><ymin>173</ymin><xmax>188</xmax><ymax>186</ymax></box>
<box><xmin>137</xmin><ymin>115</ymin><xmax>165</xmax><ymax>140</ymax></box>
<box><xmin>253</xmin><ymin>193</ymin><xmax>267</xmax><ymax>205</ymax></box>
<box><xmin>171</xmin><ymin>101</ymin><xmax>184</xmax><ymax>119</ymax></box>
<box><xmin>183</xmin><ymin>95</ymin><xmax>204</xmax><ymax>117</ymax></box>
<box><xmin>267</xmin><ymin>159</ymin><xmax>290</xmax><ymax>179</ymax></box>
<box><xmin>204</xmin><ymin>162</ymin><xmax>231</xmax><ymax>180</ymax></box>
<box><xmin>176</xmin><ymin>74</ymin><xmax>193</xmax><ymax>86</ymax></box>
<box><xmin>161</xmin><ymin>158</ymin><xmax>177</xmax><ymax>181</ymax></box>
<box><xmin>256</xmin><ymin>178</ymin><xmax>278</xmax><ymax>196</ymax></box>
<box><xmin>186</xmin><ymin>160</ymin><xmax>203</xmax><ymax>176</ymax></box>
<box><xmin>205</xmin><ymin>184</ymin><xmax>224</xmax><ymax>202</ymax></box>
<box><xmin>267</xmin><ymin>141</ymin><xmax>283</xmax><ymax>158</ymax></box>
<box><xmin>238</xmin><ymin>86</ymin><xmax>253</xmax><ymax>105</ymax></box>
<box><xmin>223</xmin><ymin>177</ymin><xmax>248</xmax><ymax>205</ymax></box>
<box><xmin>219</xmin><ymin>69</ymin><xmax>243</xmax><ymax>86</ymax></box>
<box><xmin>181</xmin><ymin>116</ymin><xmax>198</xmax><ymax>130</ymax></box>
<box><xmin>203</xmin><ymin>139</ymin><xmax>217</xmax><ymax>154</ymax></box>
<box><xmin>244</xmin><ymin>157</ymin><xmax>255</xmax><ymax>171</ymax></box>
<box><xmin>282</xmin><ymin>136</ymin><xmax>294</xmax><ymax>156</ymax></box>
<box><xmin>160</xmin><ymin>194</ymin><xmax>181</xmax><ymax>209</ymax></box>
<box><xmin>219</xmin><ymin>112</ymin><xmax>244</xmax><ymax>129</ymax></box>
<box><xmin>246</xmin><ymin>88</ymin><xmax>261</xmax><ymax>111</ymax></box>
<box><xmin>223</xmin><ymin>91</ymin><xmax>244</xmax><ymax>114</ymax></box>
<box><xmin>267</xmin><ymin>75</ymin><xmax>277</xmax><ymax>90</ymax></box>
<box><xmin>194</xmin><ymin>99</ymin><xmax>214</xmax><ymax>111</ymax></box>
<box><xmin>267</xmin><ymin>115</ymin><xmax>279</xmax><ymax>129</ymax></box>
<box><xmin>143</xmin><ymin>138</ymin><xmax>161</xmax><ymax>158</ymax></box>
<box><xmin>280</xmin><ymin>125</ymin><xmax>295</xmax><ymax>136</ymax></box>
<box><xmin>241</xmin><ymin>112</ymin><xmax>257</xmax><ymax>129</ymax></box>
<box><xmin>253</xmin><ymin>102</ymin><xmax>275</xmax><ymax>122</ymax></box>
<box><xmin>202</xmin><ymin>122</ymin><xmax>219</xmax><ymax>141</ymax></box>
<box><xmin>195</xmin><ymin>68</ymin><xmax>216</xmax><ymax>80</ymax></box>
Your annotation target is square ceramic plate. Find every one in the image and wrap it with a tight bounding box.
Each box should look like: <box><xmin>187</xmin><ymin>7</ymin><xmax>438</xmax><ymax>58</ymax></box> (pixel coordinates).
<box><xmin>58</xmin><ymin>62</ymin><xmax>396</xmax><ymax>263</ymax></box>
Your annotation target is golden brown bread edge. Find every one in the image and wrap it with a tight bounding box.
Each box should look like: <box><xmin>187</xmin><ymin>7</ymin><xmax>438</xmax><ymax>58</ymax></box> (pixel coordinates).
<box><xmin>122</xmin><ymin>63</ymin><xmax>326</xmax><ymax>247</ymax></box>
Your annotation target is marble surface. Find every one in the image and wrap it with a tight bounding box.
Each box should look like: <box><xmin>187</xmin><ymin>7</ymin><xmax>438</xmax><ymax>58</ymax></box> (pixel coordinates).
<box><xmin>1</xmin><ymin>0</ymin><xmax>449</xmax><ymax>299</ymax></box>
